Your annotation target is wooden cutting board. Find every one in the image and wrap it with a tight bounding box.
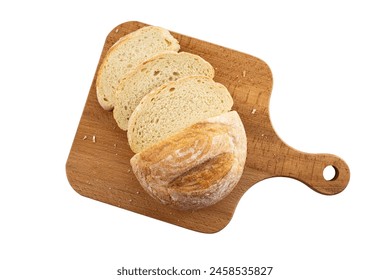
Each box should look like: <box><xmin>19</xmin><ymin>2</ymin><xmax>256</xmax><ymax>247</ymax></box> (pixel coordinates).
<box><xmin>66</xmin><ymin>21</ymin><xmax>350</xmax><ymax>233</ymax></box>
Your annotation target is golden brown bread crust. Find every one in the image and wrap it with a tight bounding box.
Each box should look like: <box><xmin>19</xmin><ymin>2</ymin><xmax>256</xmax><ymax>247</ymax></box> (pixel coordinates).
<box><xmin>130</xmin><ymin>111</ymin><xmax>247</xmax><ymax>210</ymax></box>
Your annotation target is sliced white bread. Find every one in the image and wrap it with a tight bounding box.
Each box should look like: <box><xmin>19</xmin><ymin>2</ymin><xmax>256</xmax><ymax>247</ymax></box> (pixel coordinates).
<box><xmin>113</xmin><ymin>52</ymin><xmax>215</xmax><ymax>130</ymax></box>
<box><xmin>96</xmin><ymin>26</ymin><xmax>180</xmax><ymax>110</ymax></box>
<box><xmin>127</xmin><ymin>76</ymin><xmax>234</xmax><ymax>153</ymax></box>
<box><xmin>130</xmin><ymin>111</ymin><xmax>247</xmax><ymax>210</ymax></box>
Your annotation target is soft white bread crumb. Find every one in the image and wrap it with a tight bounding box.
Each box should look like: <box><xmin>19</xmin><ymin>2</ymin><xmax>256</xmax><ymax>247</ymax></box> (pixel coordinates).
<box><xmin>113</xmin><ymin>52</ymin><xmax>214</xmax><ymax>130</ymax></box>
<box><xmin>96</xmin><ymin>26</ymin><xmax>180</xmax><ymax>110</ymax></box>
<box><xmin>127</xmin><ymin>76</ymin><xmax>233</xmax><ymax>153</ymax></box>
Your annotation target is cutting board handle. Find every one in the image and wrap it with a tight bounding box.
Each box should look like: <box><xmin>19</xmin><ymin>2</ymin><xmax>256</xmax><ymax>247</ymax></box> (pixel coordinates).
<box><xmin>244</xmin><ymin>61</ymin><xmax>350</xmax><ymax>195</ymax></box>
<box><xmin>247</xmin><ymin>112</ymin><xmax>350</xmax><ymax>195</ymax></box>
<box><xmin>274</xmin><ymin>146</ymin><xmax>350</xmax><ymax>195</ymax></box>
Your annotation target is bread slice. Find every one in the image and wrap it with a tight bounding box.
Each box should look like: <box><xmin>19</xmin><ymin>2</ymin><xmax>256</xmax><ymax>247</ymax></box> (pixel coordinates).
<box><xmin>96</xmin><ymin>26</ymin><xmax>180</xmax><ymax>110</ymax></box>
<box><xmin>130</xmin><ymin>111</ymin><xmax>247</xmax><ymax>210</ymax></box>
<box><xmin>127</xmin><ymin>76</ymin><xmax>234</xmax><ymax>153</ymax></box>
<box><xmin>113</xmin><ymin>52</ymin><xmax>215</xmax><ymax>130</ymax></box>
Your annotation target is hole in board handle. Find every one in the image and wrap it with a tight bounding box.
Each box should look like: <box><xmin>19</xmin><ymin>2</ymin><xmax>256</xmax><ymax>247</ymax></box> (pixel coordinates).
<box><xmin>323</xmin><ymin>165</ymin><xmax>339</xmax><ymax>181</ymax></box>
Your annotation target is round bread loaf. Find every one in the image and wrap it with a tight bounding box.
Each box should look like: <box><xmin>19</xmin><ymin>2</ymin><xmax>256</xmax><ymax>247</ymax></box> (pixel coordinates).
<box><xmin>130</xmin><ymin>111</ymin><xmax>247</xmax><ymax>210</ymax></box>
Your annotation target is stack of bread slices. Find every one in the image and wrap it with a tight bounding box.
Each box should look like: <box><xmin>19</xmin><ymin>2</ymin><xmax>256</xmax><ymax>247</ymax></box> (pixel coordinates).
<box><xmin>96</xmin><ymin>26</ymin><xmax>247</xmax><ymax>210</ymax></box>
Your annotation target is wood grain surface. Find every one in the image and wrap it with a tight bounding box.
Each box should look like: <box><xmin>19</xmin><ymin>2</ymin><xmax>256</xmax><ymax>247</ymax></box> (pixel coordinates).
<box><xmin>66</xmin><ymin>21</ymin><xmax>350</xmax><ymax>233</ymax></box>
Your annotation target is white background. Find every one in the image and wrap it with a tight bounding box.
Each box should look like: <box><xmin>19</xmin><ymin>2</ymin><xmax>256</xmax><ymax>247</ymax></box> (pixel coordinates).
<box><xmin>1</xmin><ymin>1</ymin><xmax>389</xmax><ymax>279</ymax></box>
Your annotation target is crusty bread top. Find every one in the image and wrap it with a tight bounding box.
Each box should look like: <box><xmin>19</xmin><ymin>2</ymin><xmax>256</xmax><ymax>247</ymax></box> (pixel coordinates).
<box><xmin>96</xmin><ymin>26</ymin><xmax>180</xmax><ymax>110</ymax></box>
<box><xmin>130</xmin><ymin>111</ymin><xmax>247</xmax><ymax>210</ymax></box>
<box><xmin>127</xmin><ymin>76</ymin><xmax>234</xmax><ymax>153</ymax></box>
<box><xmin>113</xmin><ymin>52</ymin><xmax>215</xmax><ymax>130</ymax></box>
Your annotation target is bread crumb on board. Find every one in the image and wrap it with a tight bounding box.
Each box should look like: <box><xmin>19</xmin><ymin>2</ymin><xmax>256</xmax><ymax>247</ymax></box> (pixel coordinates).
<box><xmin>251</xmin><ymin>108</ymin><xmax>257</xmax><ymax>114</ymax></box>
<box><xmin>82</xmin><ymin>135</ymin><xmax>96</xmax><ymax>143</ymax></box>
<box><xmin>242</xmin><ymin>70</ymin><xmax>246</xmax><ymax>77</ymax></box>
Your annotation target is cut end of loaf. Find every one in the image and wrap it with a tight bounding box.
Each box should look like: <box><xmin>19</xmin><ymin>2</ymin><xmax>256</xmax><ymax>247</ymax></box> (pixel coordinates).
<box><xmin>130</xmin><ymin>111</ymin><xmax>247</xmax><ymax>211</ymax></box>
<box><xmin>127</xmin><ymin>76</ymin><xmax>233</xmax><ymax>153</ymax></box>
